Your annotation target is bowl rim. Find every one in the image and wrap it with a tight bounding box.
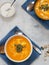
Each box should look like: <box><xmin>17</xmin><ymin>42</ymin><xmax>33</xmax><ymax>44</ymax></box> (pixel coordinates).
<box><xmin>4</xmin><ymin>34</ymin><xmax>33</xmax><ymax>63</ymax></box>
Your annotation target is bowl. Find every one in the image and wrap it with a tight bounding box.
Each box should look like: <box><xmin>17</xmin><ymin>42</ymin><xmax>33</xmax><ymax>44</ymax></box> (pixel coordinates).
<box><xmin>0</xmin><ymin>2</ymin><xmax>16</xmax><ymax>18</ymax></box>
<box><xmin>4</xmin><ymin>33</ymin><xmax>33</xmax><ymax>62</ymax></box>
<box><xmin>34</xmin><ymin>0</ymin><xmax>49</xmax><ymax>20</ymax></box>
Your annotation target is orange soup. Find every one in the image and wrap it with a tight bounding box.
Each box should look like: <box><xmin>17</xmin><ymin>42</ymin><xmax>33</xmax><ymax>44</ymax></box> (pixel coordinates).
<box><xmin>6</xmin><ymin>35</ymin><xmax>31</xmax><ymax>61</ymax></box>
<box><xmin>34</xmin><ymin>0</ymin><xmax>49</xmax><ymax>20</ymax></box>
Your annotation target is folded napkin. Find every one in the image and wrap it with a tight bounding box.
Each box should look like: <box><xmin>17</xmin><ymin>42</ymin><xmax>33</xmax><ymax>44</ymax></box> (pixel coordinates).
<box><xmin>0</xmin><ymin>26</ymin><xmax>41</xmax><ymax>65</ymax></box>
<box><xmin>22</xmin><ymin>0</ymin><xmax>49</xmax><ymax>29</ymax></box>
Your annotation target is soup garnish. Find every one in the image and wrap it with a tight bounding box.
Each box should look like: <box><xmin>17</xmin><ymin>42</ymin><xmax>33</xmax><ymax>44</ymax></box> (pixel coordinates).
<box><xmin>14</xmin><ymin>44</ymin><xmax>25</xmax><ymax>53</ymax></box>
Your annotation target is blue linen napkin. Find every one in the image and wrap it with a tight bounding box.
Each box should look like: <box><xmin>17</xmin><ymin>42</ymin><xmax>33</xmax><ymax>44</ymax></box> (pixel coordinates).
<box><xmin>0</xmin><ymin>26</ymin><xmax>41</xmax><ymax>65</ymax></box>
<box><xmin>22</xmin><ymin>0</ymin><xmax>49</xmax><ymax>29</ymax></box>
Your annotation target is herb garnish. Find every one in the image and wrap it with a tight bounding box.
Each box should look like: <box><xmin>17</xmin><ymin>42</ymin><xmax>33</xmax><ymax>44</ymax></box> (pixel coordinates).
<box><xmin>39</xmin><ymin>4</ymin><xmax>49</xmax><ymax>11</ymax></box>
<box><xmin>15</xmin><ymin>44</ymin><xmax>24</xmax><ymax>53</ymax></box>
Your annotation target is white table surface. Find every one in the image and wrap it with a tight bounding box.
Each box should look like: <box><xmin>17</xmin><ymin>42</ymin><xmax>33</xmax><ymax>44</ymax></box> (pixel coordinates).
<box><xmin>0</xmin><ymin>0</ymin><xmax>49</xmax><ymax>65</ymax></box>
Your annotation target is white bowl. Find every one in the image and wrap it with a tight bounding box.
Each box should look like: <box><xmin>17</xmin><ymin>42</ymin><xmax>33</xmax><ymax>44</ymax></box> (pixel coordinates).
<box><xmin>4</xmin><ymin>33</ymin><xmax>33</xmax><ymax>63</ymax></box>
<box><xmin>0</xmin><ymin>2</ymin><xmax>16</xmax><ymax>18</ymax></box>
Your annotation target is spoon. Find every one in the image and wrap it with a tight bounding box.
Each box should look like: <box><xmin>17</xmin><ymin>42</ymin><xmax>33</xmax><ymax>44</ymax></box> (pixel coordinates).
<box><xmin>11</xmin><ymin>0</ymin><xmax>16</xmax><ymax>6</ymax></box>
<box><xmin>27</xmin><ymin>1</ymin><xmax>35</xmax><ymax>11</ymax></box>
<box><xmin>6</xmin><ymin>0</ymin><xmax>16</xmax><ymax>11</ymax></box>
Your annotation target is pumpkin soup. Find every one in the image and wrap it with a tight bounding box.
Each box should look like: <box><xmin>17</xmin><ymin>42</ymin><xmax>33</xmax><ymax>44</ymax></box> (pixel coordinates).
<box><xmin>34</xmin><ymin>0</ymin><xmax>49</xmax><ymax>20</ymax></box>
<box><xmin>5</xmin><ymin>35</ymin><xmax>31</xmax><ymax>61</ymax></box>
